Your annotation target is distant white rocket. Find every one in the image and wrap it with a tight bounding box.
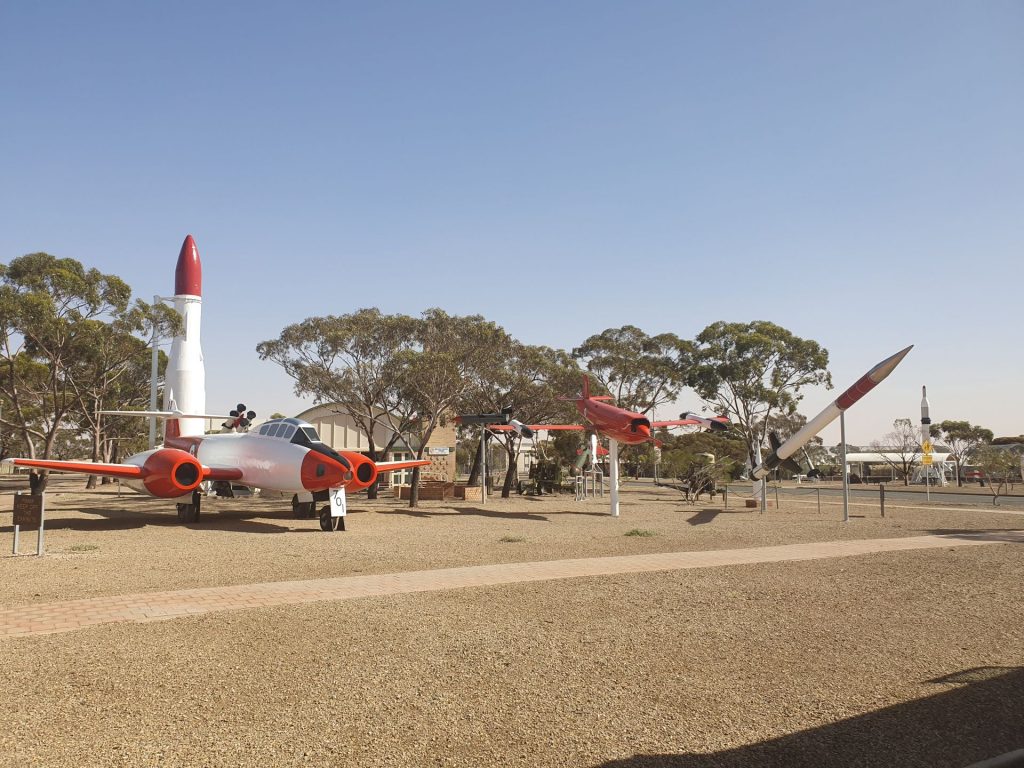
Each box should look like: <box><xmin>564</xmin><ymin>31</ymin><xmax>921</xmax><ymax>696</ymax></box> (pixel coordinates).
<box><xmin>163</xmin><ymin>235</ymin><xmax>206</xmax><ymax>439</ymax></box>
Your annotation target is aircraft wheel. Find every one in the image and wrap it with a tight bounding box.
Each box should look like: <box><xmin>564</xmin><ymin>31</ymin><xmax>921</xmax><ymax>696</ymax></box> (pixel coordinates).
<box><xmin>291</xmin><ymin>495</ymin><xmax>303</xmax><ymax>518</ymax></box>
<box><xmin>319</xmin><ymin>507</ymin><xmax>341</xmax><ymax>532</ymax></box>
<box><xmin>177</xmin><ymin>503</ymin><xmax>199</xmax><ymax>524</ymax></box>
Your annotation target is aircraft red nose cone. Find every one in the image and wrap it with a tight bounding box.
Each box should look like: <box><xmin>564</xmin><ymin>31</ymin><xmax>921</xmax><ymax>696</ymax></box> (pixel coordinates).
<box><xmin>175</xmin><ymin>234</ymin><xmax>202</xmax><ymax>296</ymax></box>
<box><xmin>300</xmin><ymin>451</ymin><xmax>348</xmax><ymax>490</ymax></box>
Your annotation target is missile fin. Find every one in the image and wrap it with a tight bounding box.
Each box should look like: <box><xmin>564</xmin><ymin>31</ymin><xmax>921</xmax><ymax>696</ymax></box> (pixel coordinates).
<box><xmin>780</xmin><ymin>456</ymin><xmax>804</xmax><ymax>475</ymax></box>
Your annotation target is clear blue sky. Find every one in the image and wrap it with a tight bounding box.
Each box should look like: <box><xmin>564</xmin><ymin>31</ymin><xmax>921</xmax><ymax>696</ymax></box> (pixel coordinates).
<box><xmin>2</xmin><ymin>1</ymin><xmax>1021</xmax><ymax>445</ymax></box>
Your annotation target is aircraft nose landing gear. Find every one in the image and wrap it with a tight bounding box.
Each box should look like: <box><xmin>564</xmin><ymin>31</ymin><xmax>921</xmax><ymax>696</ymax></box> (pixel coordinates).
<box><xmin>319</xmin><ymin>507</ymin><xmax>345</xmax><ymax>531</ymax></box>
<box><xmin>313</xmin><ymin>488</ymin><xmax>347</xmax><ymax>532</ymax></box>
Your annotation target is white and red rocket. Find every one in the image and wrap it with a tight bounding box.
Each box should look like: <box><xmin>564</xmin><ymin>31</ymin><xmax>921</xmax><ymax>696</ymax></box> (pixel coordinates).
<box><xmin>750</xmin><ymin>345</ymin><xmax>913</xmax><ymax>480</ymax></box>
<box><xmin>11</xmin><ymin>235</ymin><xmax>430</xmax><ymax>531</ymax></box>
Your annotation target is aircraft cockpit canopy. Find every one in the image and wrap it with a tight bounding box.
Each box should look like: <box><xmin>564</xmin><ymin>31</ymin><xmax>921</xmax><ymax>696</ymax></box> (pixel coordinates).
<box><xmin>256</xmin><ymin>417</ymin><xmax>322</xmax><ymax>445</ymax></box>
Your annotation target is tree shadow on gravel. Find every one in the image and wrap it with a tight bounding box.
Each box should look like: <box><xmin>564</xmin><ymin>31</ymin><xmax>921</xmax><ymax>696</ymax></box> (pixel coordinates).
<box><xmin>593</xmin><ymin>666</ymin><xmax>1024</xmax><ymax>768</ymax></box>
<box><xmin>686</xmin><ymin>510</ymin><xmax>721</xmax><ymax>525</ymax></box>
<box><xmin>377</xmin><ymin>506</ymin><xmax>550</xmax><ymax>522</ymax></box>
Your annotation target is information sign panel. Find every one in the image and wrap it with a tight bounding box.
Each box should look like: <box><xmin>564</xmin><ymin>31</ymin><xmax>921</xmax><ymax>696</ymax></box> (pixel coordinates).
<box><xmin>13</xmin><ymin>494</ymin><xmax>43</xmax><ymax>527</ymax></box>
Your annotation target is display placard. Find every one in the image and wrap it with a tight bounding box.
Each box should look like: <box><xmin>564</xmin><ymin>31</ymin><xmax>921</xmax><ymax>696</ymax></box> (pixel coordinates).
<box><xmin>13</xmin><ymin>494</ymin><xmax>43</xmax><ymax>527</ymax></box>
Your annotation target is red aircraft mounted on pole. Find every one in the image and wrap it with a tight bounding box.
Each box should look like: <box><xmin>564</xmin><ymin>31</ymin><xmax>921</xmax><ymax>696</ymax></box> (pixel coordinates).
<box><xmin>491</xmin><ymin>375</ymin><xmax>729</xmax><ymax>516</ymax></box>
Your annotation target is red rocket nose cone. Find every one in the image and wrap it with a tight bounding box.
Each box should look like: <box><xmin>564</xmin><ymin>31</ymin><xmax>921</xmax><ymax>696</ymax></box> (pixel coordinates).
<box><xmin>175</xmin><ymin>234</ymin><xmax>202</xmax><ymax>296</ymax></box>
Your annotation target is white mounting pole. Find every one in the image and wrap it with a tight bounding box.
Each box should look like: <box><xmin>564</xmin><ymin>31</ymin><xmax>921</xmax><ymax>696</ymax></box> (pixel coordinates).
<box><xmin>480</xmin><ymin>427</ymin><xmax>487</xmax><ymax>505</ymax></box>
<box><xmin>841</xmin><ymin>411</ymin><xmax>850</xmax><ymax>523</ymax></box>
<box><xmin>609</xmin><ymin>438</ymin><xmax>620</xmax><ymax>517</ymax></box>
<box><xmin>149</xmin><ymin>294</ymin><xmax>160</xmax><ymax>449</ymax></box>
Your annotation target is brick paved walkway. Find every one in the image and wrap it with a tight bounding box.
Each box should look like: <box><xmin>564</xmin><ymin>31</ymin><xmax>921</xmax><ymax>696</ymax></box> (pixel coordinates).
<box><xmin>2</xmin><ymin>530</ymin><xmax>1021</xmax><ymax>638</ymax></box>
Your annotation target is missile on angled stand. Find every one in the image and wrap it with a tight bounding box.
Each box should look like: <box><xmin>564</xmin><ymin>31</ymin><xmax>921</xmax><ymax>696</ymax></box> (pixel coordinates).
<box><xmin>681</xmin><ymin>411</ymin><xmax>729</xmax><ymax>433</ymax></box>
<box><xmin>750</xmin><ymin>345</ymin><xmax>913</xmax><ymax>480</ymax></box>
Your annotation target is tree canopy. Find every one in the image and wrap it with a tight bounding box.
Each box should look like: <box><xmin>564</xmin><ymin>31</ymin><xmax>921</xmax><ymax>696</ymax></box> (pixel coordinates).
<box><xmin>0</xmin><ymin>253</ymin><xmax>169</xmax><ymax>490</ymax></box>
<box><xmin>573</xmin><ymin>325</ymin><xmax>692</xmax><ymax>412</ymax></box>
<box><xmin>256</xmin><ymin>309</ymin><xmax>420</xmax><ymax>498</ymax></box>
<box><xmin>688</xmin><ymin>320</ymin><xmax>832</xmax><ymax>468</ymax></box>
<box><xmin>929</xmin><ymin>419</ymin><xmax>993</xmax><ymax>487</ymax></box>
<box><xmin>458</xmin><ymin>342</ymin><xmax>580</xmax><ymax>496</ymax></box>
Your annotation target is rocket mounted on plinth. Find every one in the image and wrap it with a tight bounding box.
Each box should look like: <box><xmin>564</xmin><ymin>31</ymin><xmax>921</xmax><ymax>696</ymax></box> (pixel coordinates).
<box><xmin>750</xmin><ymin>345</ymin><xmax>913</xmax><ymax>480</ymax></box>
<box><xmin>920</xmin><ymin>384</ymin><xmax>932</xmax><ymax>467</ymax></box>
<box><xmin>163</xmin><ymin>234</ymin><xmax>206</xmax><ymax>439</ymax></box>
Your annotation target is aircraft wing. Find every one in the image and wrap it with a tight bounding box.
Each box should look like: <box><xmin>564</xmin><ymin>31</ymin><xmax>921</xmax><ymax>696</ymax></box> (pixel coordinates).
<box><xmin>489</xmin><ymin>424</ymin><xmax>585</xmax><ymax>432</ymax></box>
<box><xmin>99</xmin><ymin>410</ymin><xmax>236</xmax><ymax>420</ymax></box>
<box><xmin>651</xmin><ymin>415</ymin><xmax>730</xmax><ymax>432</ymax></box>
<box><xmin>373</xmin><ymin>458</ymin><xmax>433</xmax><ymax>472</ymax></box>
<box><xmin>8</xmin><ymin>458</ymin><xmax>244</xmax><ymax>482</ymax></box>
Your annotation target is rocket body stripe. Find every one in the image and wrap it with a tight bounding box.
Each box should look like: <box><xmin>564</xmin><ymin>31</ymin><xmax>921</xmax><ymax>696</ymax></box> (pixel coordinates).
<box><xmin>835</xmin><ymin>373</ymin><xmax>879</xmax><ymax>410</ymax></box>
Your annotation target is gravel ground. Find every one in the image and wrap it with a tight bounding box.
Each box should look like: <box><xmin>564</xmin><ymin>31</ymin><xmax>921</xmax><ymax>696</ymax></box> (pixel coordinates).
<box><xmin>1</xmin><ymin>477</ymin><xmax>1022</xmax><ymax>767</ymax></box>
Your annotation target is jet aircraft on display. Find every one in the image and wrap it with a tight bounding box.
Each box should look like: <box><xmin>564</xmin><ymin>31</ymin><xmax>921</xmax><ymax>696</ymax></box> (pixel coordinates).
<box><xmin>10</xmin><ymin>235</ymin><xmax>430</xmax><ymax>532</ymax></box>
<box><xmin>488</xmin><ymin>376</ymin><xmax>730</xmax><ymax>516</ymax></box>
<box><xmin>492</xmin><ymin>375</ymin><xmax>728</xmax><ymax>446</ymax></box>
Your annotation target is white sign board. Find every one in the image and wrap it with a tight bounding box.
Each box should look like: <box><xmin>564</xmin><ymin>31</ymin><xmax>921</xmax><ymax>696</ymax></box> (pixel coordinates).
<box><xmin>329</xmin><ymin>487</ymin><xmax>347</xmax><ymax>517</ymax></box>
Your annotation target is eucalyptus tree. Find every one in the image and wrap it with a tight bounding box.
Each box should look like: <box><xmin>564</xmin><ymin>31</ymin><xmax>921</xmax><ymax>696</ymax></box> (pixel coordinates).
<box><xmin>929</xmin><ymin>420</ymin><xmax>993</xmax><ymax>487</ymax></box>
<box><xmin>71</xmin><ymin>303</ymin><xmax>179</xmax><ymax>487</ymax></box>
<box><xmin>688</xmin><ymin>320</ymin><xmax>831</xmax><ymax>471</ymax></box>
<box><xmin>394</xmin><ymin>309</ymin><xmax>512</xmax><ymax>507</ymax></box>
<box><xmin>973</xmin><ymin>444</ymin><xmax>1023</xmax><ymax>500</ymax></box>
<box><xmin>572</xmin><ymin>325</ymin><xmax>692</xmax><ymax>413</ymax></box>
<box><xmin>459</xmin><ymin>343</ymin><xmax>580</xmax><ymax>497</ymax></box>
<box><xmin>0</xmin><ymin>253</ymin><xmax>165</xmax><ymax>492</ymax></box>
<box><xmin>256</xmin><ymin>309</ymin><xmax>420</xmax><ymax>499</ymax></box>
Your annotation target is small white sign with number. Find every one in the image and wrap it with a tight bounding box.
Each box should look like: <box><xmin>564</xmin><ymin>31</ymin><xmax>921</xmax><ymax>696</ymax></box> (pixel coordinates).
<box><xmin>329</xmin><ymin>487</ymin><xmax>347</xmax><ymax>517</ymax></box>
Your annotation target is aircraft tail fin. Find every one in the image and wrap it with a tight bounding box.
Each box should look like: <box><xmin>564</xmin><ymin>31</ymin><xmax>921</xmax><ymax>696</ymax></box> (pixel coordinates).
<box><xmin>559</xmin><ymin>374</ymin><xmax>613</xmax><ymax>401</ymax></box>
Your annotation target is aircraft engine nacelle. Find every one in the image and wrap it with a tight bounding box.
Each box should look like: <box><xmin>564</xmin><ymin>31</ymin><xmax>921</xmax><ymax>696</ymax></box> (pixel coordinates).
<box><xmin>141</xmin><ymin>448</ymin><xmax>204</xmax><ymax>498</ymax></box>
<box><xmin>341</xmin><ymin>451</ymin><xmax>379</xmax><ymax>491</ymax></box>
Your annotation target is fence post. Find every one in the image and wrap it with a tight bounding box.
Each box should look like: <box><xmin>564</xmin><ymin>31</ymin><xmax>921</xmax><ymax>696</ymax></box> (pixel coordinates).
<box><xmin>816</xmin><ymin>488</ymin><xmax>821</xmax><ymax>515</ymax></box>
<box><xmin>724</xmin><ymin>485</ymin><xmax>728</xmax><ymax>509</ymax></box>
<box><xmin>879</xmin><ymin>484</ymin><xmax>885</xmax><ymax>518</ymax></box>
<box><xmin>774</xmin><ymin>484</ymin><xmax>780</xmax><ymax>510</ymax></box>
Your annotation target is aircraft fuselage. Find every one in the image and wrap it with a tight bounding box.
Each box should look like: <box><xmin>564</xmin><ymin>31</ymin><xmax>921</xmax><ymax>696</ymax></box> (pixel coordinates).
<box><xmin>577</xmin><ymin>399</ymin><xmax>652</xmax><ymax>445</ymax></box>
